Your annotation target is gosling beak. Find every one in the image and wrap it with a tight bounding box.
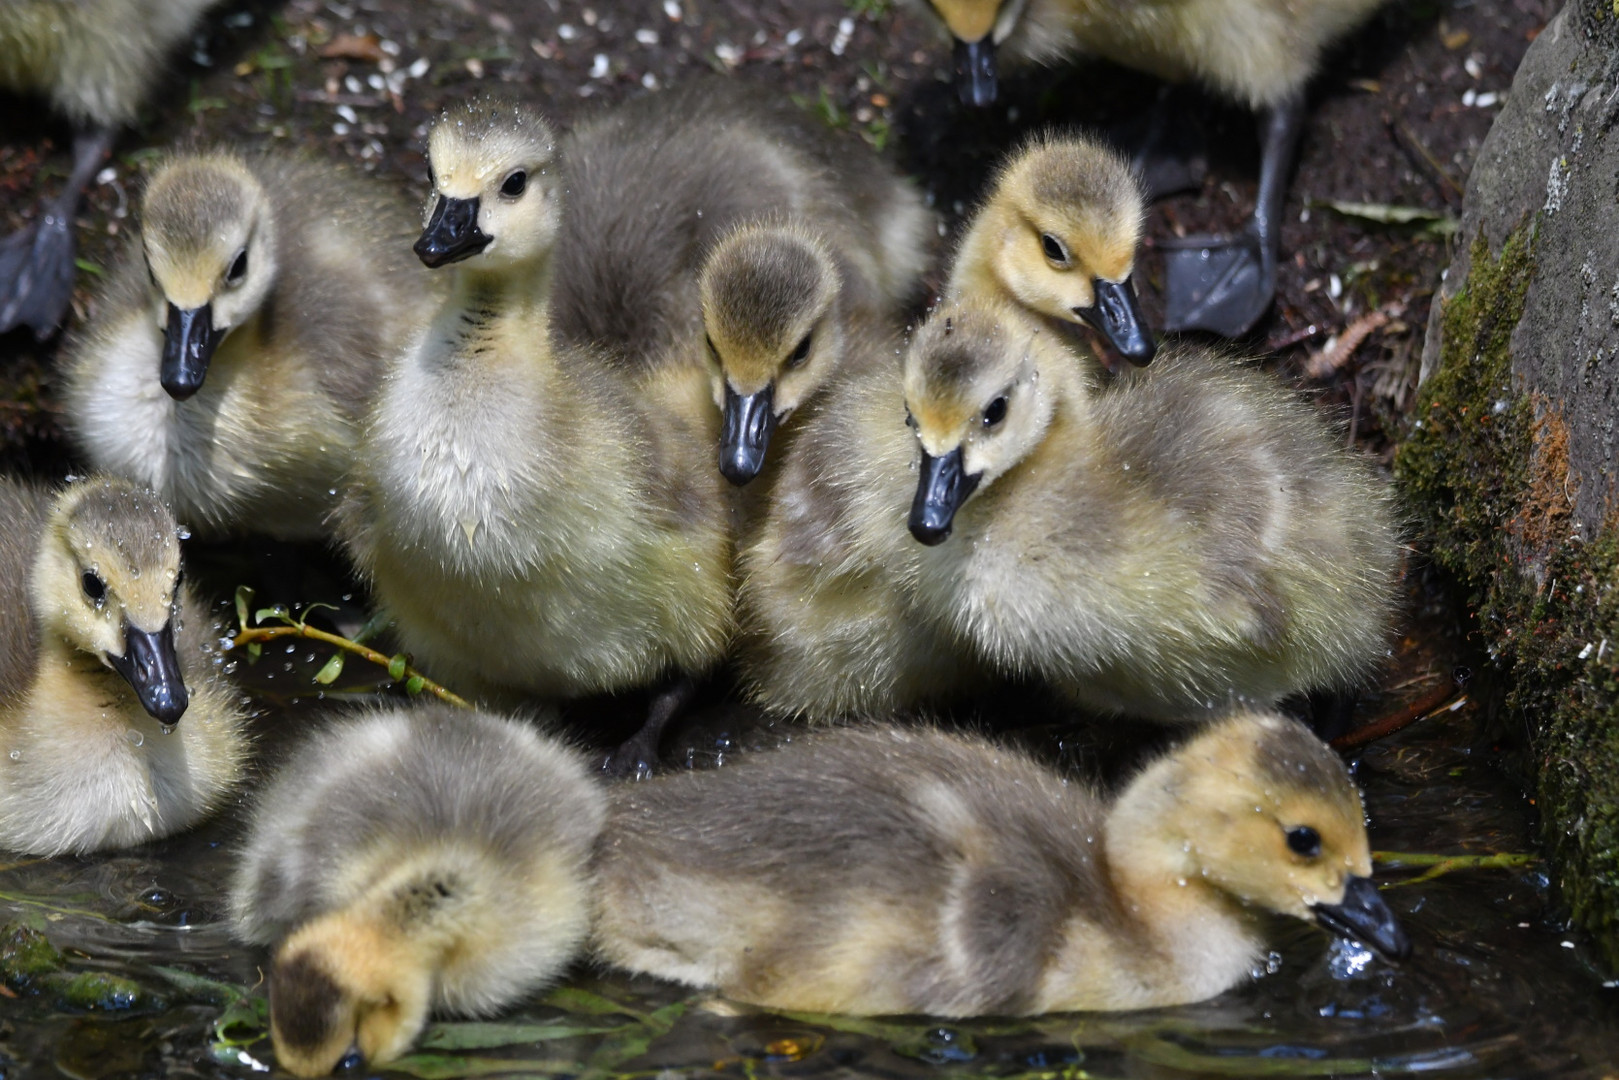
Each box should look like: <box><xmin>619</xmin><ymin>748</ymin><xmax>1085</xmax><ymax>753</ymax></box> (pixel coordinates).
<box><xmin>161</xmin><ymin>303</ymin><xmax>226</xmax><ymax>400</ymax></box>
<box><xmin>414</xmin><ymin>195</ymin><xmax>492</xmax><ymax>268</ymax></box>
<box><xmin>1076</xmin><ymin>278</ymin><xmax>1156</xmax><ymax>367</ymax></box>
<box><xmin>909</xmin><ymin>446</ymin><xmax>980</xmax><ymax>545</ymax></box>
<box><xmin>720</xmin><ymin>383</ymin><xmax>778</xmax><ymax>487</ymax></box>
<box><xmin>106</xmin><ymin>622</ymin><xmax>189</xmax><ymax>726</ymax></box>
<box><xmin>1312</xmin><ymin>875</ymin><xmax>1411</xmax><ymax>962</ymax></box>
<box><xmin>953</xmin><ymin>37</ymin><xmax>997</xmax><ymax>108</ymax></box>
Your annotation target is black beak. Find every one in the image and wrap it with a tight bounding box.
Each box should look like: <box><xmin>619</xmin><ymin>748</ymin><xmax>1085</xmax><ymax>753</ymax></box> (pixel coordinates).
<box><xmin>106</xmin><ymin>622</ymin><xmax>189</xmax><ymax>726</ymax></box>
<box><xmin>720</xmin><ymin>384</ymin><xmax>778</xmax><ymax>487</ymax></box>
<box><xmin>909</xmin><ymin>447</ymin><xmax>980</xmax><ymax>545</ymax></box>
<box><xmin>953</xmin><ymin>38</ymin><xmax>997</xmax><ymax>108</ymax></box>
<box><xmin>161</xmin><ymin>303</ymin><xmax>226</xmax><ymax>400</ymax></box>
<box><xmin>414</xmin><ymin>196</ymin><xmax>492</xmax><ymax>268</ymax></box>
<box><xmin>1076</xmin><ymin>278</ymin><xmax>1156</xmax><ymax>367</ymax></box>
<box><xmin>1313</xmin><ymin>875</ymin><xmax>1411</xmax><ymax>962</ymax></box>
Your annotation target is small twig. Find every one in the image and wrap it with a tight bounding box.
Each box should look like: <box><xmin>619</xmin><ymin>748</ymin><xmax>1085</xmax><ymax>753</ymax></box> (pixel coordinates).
<box><xmin>1303</xmin><ymin>301</ymin><xmax>1405</xmax><ymax>380</ymax></box>
<box><xmin>1374</xmin><ymin>851</ymin><xmax>1537</xmax><ymax>888</ymax></box>
<box><xmin>230</xmin><ymin>623</ymin><xmax>472</xmax><ymax>709</ymax></box>
<box><xmin>1387</xmin><ymin>117</ymin><xmax>1464</xmax><ymax>205</ymax></box>
<box><xmin>1332</xmin><ymin>666</ymin><xmax>1472</xmax><ymax>749</ymax></box>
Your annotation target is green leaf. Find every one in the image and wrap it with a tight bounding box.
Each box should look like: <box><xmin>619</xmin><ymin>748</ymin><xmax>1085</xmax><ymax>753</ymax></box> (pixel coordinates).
<box><xmin>233</xmin><ymin>586</ymin><xmax>254</xmax><ymax>632</ymax></box>
<box><xmin>296</xmin><ymin>601</ymin><xmax>339</xmax><ymax>628</ymax></box>
<box><xmin>539</xmin><ymin>986</ymin><xmax>650</xmax><ymax>1020</ymax></box>
<box><xmin>385</xmin><ymin>1054</ymin><xmax>579</xmax><ymax>1079</ymax></box>
<box><xmin>213</xmin><ymin>992</ymin><xmax>270</xmax><ymax>1048</ymax></box>
<box><xmin>351</xmin><ymin>610</ymin><xmax>393</xmax><ymax>646</ymax></box>
<box><xmin>418</xmin><ymin>1020</ymin><xmax>631</xmax><ymax>1051</ymax></box>
<box><xmin>73</xmin><ymin>258</ymin><xmax>105</xmax><ymax>277</ymax></box>
<box><xmin>1317</xmin><ymin>200</ymin><xmax>1458</xmax><ymax>235</ymax></box>
<box><xmin>149</xmin><ymin>965</ymin><xmax>247</xmax><ymax>1007</ymax></box>
<box><xmin>246</xmin><ymin>642</ymin><xmax>261</xmax><ymax>660</ymax></box>
<box><xmin>313</xmin><ymin>653</ymin><xmax>345</xmax><ymax>684</ymax></box>
<box><xmin>405</xmin><ymin>675</ymin><xmax>426</xmax><ymax>695</ymax></box>
<box><xmin>388</xmin><ymin>654</ymin><xmax>409</xmax><ymax>681</ymax></box>
<box><xmin>254</xmin><ymin>605</ymin><xmax>291</xmax><ymax>626</ymax></box>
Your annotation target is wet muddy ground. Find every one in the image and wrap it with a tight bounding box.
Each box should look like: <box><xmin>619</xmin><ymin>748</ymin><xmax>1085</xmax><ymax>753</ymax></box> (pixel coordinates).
<box><xmin>4</xmin><ymin>0</ymin><xmax>1618</xmax><ymax>1076</ymax></box>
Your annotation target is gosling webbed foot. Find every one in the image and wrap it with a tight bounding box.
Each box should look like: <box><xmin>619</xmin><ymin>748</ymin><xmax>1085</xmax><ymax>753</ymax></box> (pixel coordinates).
<box><xmin>0</xmin><ymin>126</ymin><xmax>113</xmax><ymax>340</ymax></box>
<box><xmin>0</xmin><ymin>211</ymin><xmax>77</xmax><ymax>340</ymax></box>
<box><xmin>600</xmin><ymin>675</ymin><xmax>699</xmax><ymax>780</ymax></box>
<box><xmin>1161</xmin><ymin>227</ymin><xmax>1272</xmax><ymax>338</ymax></box>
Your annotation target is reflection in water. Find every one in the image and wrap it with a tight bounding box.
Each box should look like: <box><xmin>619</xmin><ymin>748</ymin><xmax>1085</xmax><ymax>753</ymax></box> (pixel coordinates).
<box><xmin>0</xmin><ymin>602</ymin><xmax>1616</xmax><ymax>1078</ymax></box>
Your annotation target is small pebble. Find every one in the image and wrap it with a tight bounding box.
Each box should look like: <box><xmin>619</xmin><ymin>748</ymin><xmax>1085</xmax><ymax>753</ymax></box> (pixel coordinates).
<box><xmin>663</xmin><ymin>0</ymin><xmax>682</xmax><ymax>19</ymax></box>
<box><xmin>636</xmin><ymin>27</ymin><xmax>658</xmax><ymax>45</ymax></box>
<box><xmin>590</xmin><ymin>53</ymin><xmax>610</xmax><ymax>79</ymax></box>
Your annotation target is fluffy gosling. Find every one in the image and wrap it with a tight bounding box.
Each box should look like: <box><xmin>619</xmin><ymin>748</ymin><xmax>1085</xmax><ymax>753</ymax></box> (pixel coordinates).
<box><xmin>592</xmin><ymin>712</ymin><xmax>1409</xmax><ymax>1015</ymax></box>
<box><xmin>63</xmin><ymin>150</ymin><xmax>433</xmax><ymax>540</ymax></box>
<box><xmin>0</xmin><ymin>475</ymin><xmax>248</xmax><ymax>855</ymax></box>
<box><xmin>231</xmin><ymin>706</ymin><xmax>605</xmax><ymax>1076</ymax></box>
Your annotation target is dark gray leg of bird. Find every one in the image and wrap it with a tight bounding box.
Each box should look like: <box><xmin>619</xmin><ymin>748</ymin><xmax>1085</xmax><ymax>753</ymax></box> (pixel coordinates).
<box><xmin>601</xmin><ymin>675</ymin><xmax>698</xmax><ymax>780</ymax></box>
<box><xmin>1160</xmin><ymin>93</ymin><xmax>1306</xmax><ymax>337</ymax></box>
<box><xmin>1112</xmin><ymin>88</ymin><xmax>1209</xmax><ymax>200</ymax></box>
<box><xmin>0</xmin><ymin>126</ymin><xmax>114</xmax><ymax>339</ymax></box>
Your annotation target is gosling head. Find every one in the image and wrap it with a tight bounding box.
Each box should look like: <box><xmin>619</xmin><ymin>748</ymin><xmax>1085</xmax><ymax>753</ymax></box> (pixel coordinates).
<box><xmin>902</xmin><ymin>299</ymin><xmax>1058</xmax><ymax>545</ymax></box>
<box><xmin>141</xmin><ymin>153</ymin><xmax>280</xmax><ymax>401</ymax></box>
<box><xmin>701</xmin><ymin>224</ymin><xmax>845</xmax><ymax>485</ymax></box>
<box><xmin>924</xmin><ymin>0</ymin><xmax>1026</xmax><ymax>106</ymax></box>
<box><xmin>417</xmin><ymin>98</ymin><xmax>561</xmax><ymax>272</ymax></box>
<box><xmin>967</xmin><ymin>134</ymin><xmax>1153</xmax><ymax>368</ymax></box>
<box><xmin>269</xmin><ymin>916</ymin><xmax>431</xmax><ymax>1077</ymax></box>
<box><xmin>30</xmin><ymin>477</ymin><xmax>189</xmax><ymax>725</ymax></box>
<box><xmin>1144</xmin><ymin>711</ymin><xmax>1411</xmax><ymax>961</ymax></box>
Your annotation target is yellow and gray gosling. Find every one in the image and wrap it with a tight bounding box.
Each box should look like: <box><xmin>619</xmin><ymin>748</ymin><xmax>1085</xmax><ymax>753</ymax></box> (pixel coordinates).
<box><xmin>946</xmin><ymin>133</ymin><xmax>1154</xmax><ymax>373</ymax></box>
<box><xmin>547</xmin><ymin>78</ymin><xmax>934</xmax><ymax>382</ymax></box>
<box><xmin>902</xmin><ymin>296</ymin><xmax>1399</xmax><ymax>720</ymax></box>
<box><xmin>0</xmin><ymin>475</ymin><xmax>249</xmax><ymax>856</ymax></box>
<box><xmin>340</xmin><ymin>99</ymin><xmax>733</xmax><ymax>769</ymax></box>
<box><xmin>231</xmin><ymin>706</ymin><xmax>605</xmax><ymax>1077</ymax></box>
<box><xmin>732</xmin><ymin>316</ymin><xmax>990</xmax><ymax>722</ymax></box>
<box><xmin>62</xmin><ymin>149</ymin><xmax>434</xmax><ymax>541</ymax></box>
<box><xmin>593</xmin><ymin>712</ymin><xmax>1409</xmax><ymax>1015</ymax></box>
<box><xmin>917</xmin><ymin>0</ymin><xmax>1388</xmax><ymax>335</ymax></box>
<box><xmin>0</xmin><ymin>0</ymin><xmax>220</xmax><ymax>336</ymax></box>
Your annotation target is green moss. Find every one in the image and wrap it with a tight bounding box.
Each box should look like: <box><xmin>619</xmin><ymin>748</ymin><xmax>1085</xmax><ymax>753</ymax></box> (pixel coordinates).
<box><xmin>1397</xmin><ymin>220</ymin><xmax>1619</xmax><ymax>969</ymax></box>
<box><xmin>0</xmin><ymin>922</ymin><xmax>65</xmax><ymax>985</ymax></box>
<box><xmin>48</xmin><ymin>970</ymin><xmax>147</xmax><ymax>1011</ymax></box>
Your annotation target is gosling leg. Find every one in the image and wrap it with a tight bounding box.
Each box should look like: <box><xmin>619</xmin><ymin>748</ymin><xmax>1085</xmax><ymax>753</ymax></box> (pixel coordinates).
<box><xmin>1160</xmin><ymin>93</ymin><xmax>1305</xmax><ymax>338</ymax></box>
<box><xmin>0</xmin><ymin>126</ymin><xmax>113</xmax><ymax>339</ymax></box>
<box><xmin>601</xmin><ymin>675</ymin><xmax>698</xmax><ymax>780</ymax></box>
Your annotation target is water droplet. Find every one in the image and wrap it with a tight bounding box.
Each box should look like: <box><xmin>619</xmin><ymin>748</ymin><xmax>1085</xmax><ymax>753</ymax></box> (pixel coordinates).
<box><xmin>8</xmin><ymin>750</ymin><xmax>20</xmax><ymax>761</ymax></box>
<box><xmin>125</xmin><ymin>729</ymin><xmax>145</xmax><ymax>747</ymax></box>
<box><xmin>159</xmin><ymin>723</ymin><xmax>176</xmax><ymax>736</ymax></box>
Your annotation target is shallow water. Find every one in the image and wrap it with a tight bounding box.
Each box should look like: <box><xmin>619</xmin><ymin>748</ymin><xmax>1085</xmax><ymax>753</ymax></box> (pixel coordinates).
<box><xmin>2</xmin><ymin>593</ymin><xmax>1617</xmax><ymax>1079</ymax></box>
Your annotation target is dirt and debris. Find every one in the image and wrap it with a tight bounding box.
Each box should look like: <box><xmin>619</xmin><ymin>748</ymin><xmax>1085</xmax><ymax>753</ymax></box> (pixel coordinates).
<box><xmin>0</xmin><ymin>0</ymin><xmax>1556</xmax><ymax>472</ymax></box>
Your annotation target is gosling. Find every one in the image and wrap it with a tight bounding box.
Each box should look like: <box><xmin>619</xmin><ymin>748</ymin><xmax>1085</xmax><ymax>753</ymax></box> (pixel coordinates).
<box><xmin>0</xmin><ymin>475</ymin><xmax>249</xmax><ymax>856</ymax></box>
<box><xmin>593</xmin><ymin>711</ymin><xmax>1410</xmax><ymax>1015</ymax></box>
<box><xmin>902</xmin><ymin>297</ymin><xmax>1399</xmax><ymax>720</ymax></box>
<box><xmin>946</xmin><ymin>133</ymin><xmax>1154</xmax><ymax>373</ymax></box>
<box><xmin>231</xmin><ymin>705</ymin><xmax>604</xmax><ymax>1076</ymax></box>
<box><xmin>339</xmin><ymin>99</ymin><xmax>733</xmax><ymax>767</ymax></box>
<box><xmin>918</xmin><ymin>0</ymin><xmax>1387</xmax><ymax>335</ymax></box>
<box><xmin>62</xmin><ymin>149</ymin><xmax>433</xmax><ymax>541</ymax></box>
<box><xmin>0</xmin><ymin>0</ymin><xmax>220</xmax><ymax>336</ymax></box>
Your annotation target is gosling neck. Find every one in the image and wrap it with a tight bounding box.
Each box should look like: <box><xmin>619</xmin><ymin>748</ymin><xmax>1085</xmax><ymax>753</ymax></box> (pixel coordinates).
<box><xmin>1101</xmin><ymin>756</ymin><xmax>1266</xmax><ymax>987</ymax></box>
<box><xmin>451</xmin><ymin>251</ymin><xmax>554</xmax><ymax>315</ymax></box>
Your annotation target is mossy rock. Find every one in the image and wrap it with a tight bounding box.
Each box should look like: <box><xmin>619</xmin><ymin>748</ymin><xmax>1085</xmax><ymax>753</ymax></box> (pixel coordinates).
<box><xmin>1404</xmin><ymin>0</ymin><xmax>1619</xmax><ymax>969</ymax></box>
<box><xmin>0</xmin><ymin>922</ymin><xmax>65</xmax><ymax>986</ymax></box>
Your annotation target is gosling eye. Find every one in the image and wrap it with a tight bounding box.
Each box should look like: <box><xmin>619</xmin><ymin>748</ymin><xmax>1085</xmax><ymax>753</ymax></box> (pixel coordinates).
<box><xmin>426</xmin><ymin>161</ymin><xmax>437</xmax><ymax>190</ymax></box>
<box><xmin>336</xmin><ymin>1047</ymin><xmax>365</xmax><ymax>1071</ymax></box>
<box><xmin>904</xmin><ymin>406</ymin><xmax>917</xmax><ymax>431</ymax></box>
<box><xmin>1040</xmin><ymin>233</ymin><xmax>1070</xmax><ymax>266</ymax></box>
<box><xmin>1285</xmin><ymin>825</ymin><xmax>1322</xmax><ymax>858</ymax></box>
<box><xmin>144</xmin><ymin>253</ymin><xmax>157</xmax><ymax>288</ymax></box>
<box><xmin>500</xmin><ymin>169</ymin><xmax>528</xmax><ymax>198</ymax></box>
<box><xmin>81</xmin><ymin>570</ymin><xmax>107</xmax><ymax>607</ymax></box>
<box><xmin>785</xmin><ymin>333</ymin><xmax>812</xmax><ymax>369</ymax></box>
<box><xmin>704</xmin><ymin>333</ymin><xmax>721</xmax><ymax>362</ymax></box>
<box><xmin>225</xmin><ymin>249</ymin><xmax>248</xmax><ymax>286</ymax></box>
<box><xmin>982</xmin><ymin>396</ymin><xmax>1008</xmax><ymax>429</ymax></box>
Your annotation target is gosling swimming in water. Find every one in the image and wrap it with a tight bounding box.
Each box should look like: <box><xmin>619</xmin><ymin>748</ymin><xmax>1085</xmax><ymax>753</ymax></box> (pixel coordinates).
<box><xmin>230</xmin><ymin>705</ymin><xmax>605</xmax><ymax>1076</ymax></box>
<box><xmin>593</xmin><ymin>711</ymin><xmax>1408</xmax><ymax>1015</ymax></box>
